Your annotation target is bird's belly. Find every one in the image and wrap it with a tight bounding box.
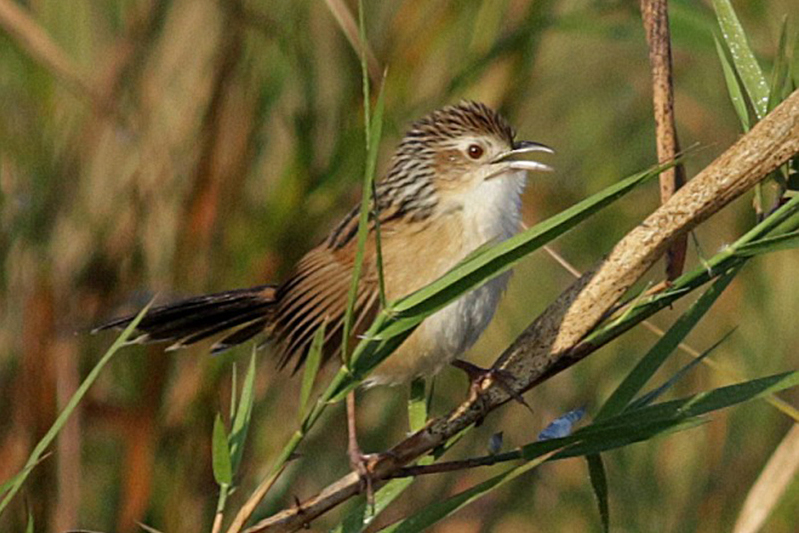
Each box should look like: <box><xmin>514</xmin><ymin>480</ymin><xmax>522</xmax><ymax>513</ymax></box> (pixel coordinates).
<box><xmin>365</xmin><ymin>171</ymin><xmax>524</xmax><ymax>387</ymax></box>
<box><xmin>365</xmin><ymin>272</ymin><xmax>510</xmax><ymax>387</ymax></box>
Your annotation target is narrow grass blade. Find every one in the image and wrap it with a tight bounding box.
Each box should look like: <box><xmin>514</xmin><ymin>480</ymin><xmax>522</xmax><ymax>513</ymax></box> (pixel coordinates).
<box><xmin>714</xmin><ymin>35</ymin><xmax>751</xmax><ymax>130</ymax></box>
<box><xmin>212</xmin><ymin>414</ymin><xmax>233</xmax><ymax>486</ymax></box>
<box><xmin>342</xmin><ymin>0</ymin><xmax>386</xmax><ymax>365</ymax></box>
<box><xmin>370</xmin><ymin>73</ymin><xmax>388</xmax><ymax>308</ymax></box>
<box><xmin>0</xmin><ymin>301</ymin><xmax>152</xmax><ymax>516</ymax></box>
<box><xmin>230</xmin><ymin>350</ymin><xmax>257</xmax><ymax>473</ymax></box>
<box><xmin>586</xmin><ymin>454</ymin><xmax>609</xmax><ymax>533</ymax></box>
<box><xmin>712</xmin><ymin>0</ymin><xmax>770</xmax><ymax>118</ymax></box>
<box><xmin>767</xmin><ymin>17</ymin><xmax>790</xmax><ymax>112</ymax></box>
<box><xmin>408</xmin><ymin>378</ymin><xmax>428</xmax><ymax>432</ymax></box>
<box><xmin>595</xmin><ymin>268</ymin><xmax>739</xmax><ymax>421</ymax></box>
<box><xmin>299</xmin><ymin>323</ymin><xmax>326</xmax><ymax>419</ymax></box>
<box><xmin>377</xmin><ymin>456</ymin><xmax>548</xmax><ymax>533</ymax></box>
<box><xmin>630</xmin><ymin>328</ymin><xmax>737</xmax><ymax>410</ymax></box>
<box><xmin>229</xmin><ymin>363</ymin><xmax>238</xmax><ymax>422</ymax></box>
<box><xmin>733</xmin><ymin>230</ymin><xmax>798</xmax><ymax>257</ymax></box>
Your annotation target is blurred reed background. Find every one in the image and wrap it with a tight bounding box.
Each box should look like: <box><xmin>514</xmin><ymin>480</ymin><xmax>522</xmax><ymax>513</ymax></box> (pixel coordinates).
<box><xmin>0</xmin><ymin>0</ymin><xmax>796</xmax><ymax>531</ymax></box>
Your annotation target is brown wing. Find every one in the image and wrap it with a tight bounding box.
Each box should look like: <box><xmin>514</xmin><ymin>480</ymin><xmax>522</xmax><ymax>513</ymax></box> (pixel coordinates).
<box><xmin>271</xmin><ymin>244</ymin><xmax>380</xmax><ymax>373</ymax></box>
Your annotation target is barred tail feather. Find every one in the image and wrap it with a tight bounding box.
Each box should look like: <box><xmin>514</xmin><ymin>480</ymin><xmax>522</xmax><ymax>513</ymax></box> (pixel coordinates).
<box><xmin>93</xmin><ymin>285</ymin><xmax>277</xmax><ymax>354</ymax></box>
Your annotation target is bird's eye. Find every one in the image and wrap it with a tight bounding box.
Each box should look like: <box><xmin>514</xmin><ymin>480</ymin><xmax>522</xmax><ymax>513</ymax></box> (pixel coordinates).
<box><xmin>467</xmin><ymin>144</ymin><xmax>484</xmax><ymax>159</ymax></box>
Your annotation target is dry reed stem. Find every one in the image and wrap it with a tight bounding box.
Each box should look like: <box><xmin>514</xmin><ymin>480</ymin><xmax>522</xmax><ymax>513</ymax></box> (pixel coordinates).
<box><xmin>733</xmin><ymin>424</ymin><xmax>799</xmax><ymax>533</ymax></box>
<box><xmin>640</xmin><ymin>0</ymin><xmax>688</xmax><ymax>280</ymax></box>
<box><xmin>245</xmin><ymin>90</ymin><xmax>799</xmax><ymax>533</ymax></box>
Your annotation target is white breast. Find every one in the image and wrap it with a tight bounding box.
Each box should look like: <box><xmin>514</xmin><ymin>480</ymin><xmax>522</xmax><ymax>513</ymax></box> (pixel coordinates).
<box><xmin>367</xmin><ymin>171</ymin><xmax>526</xmax><ymax>386</ymax></box>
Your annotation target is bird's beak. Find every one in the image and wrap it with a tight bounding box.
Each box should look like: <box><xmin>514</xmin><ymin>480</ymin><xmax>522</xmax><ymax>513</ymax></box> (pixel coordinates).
<box><xmin>489</xmin><ymin>140</ymin><xmax>555</xmax><ymax>176</ymax></box>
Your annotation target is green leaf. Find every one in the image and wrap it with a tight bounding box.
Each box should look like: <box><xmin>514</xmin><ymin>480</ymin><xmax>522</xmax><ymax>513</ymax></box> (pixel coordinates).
<box><xmin>408</xmin><ymin>378</ymin><xmax>428</xmax><ymax>432</ymax></box>
<box><xmin>377</xmin><ymin>458</ymin><xmax>544</xmax><ymax>533</ymax></box>
<box><xmin>212</xmin><ymin>414</ymin><xmax>233</xmax><ymax>486</ymax></box>
<box><xmin>230</xmin><ymin>350</ymin><xmax>257</xmax><ymax>474</ymax></box>
<box><xmin>0</xmin><ymin>301</ymin><xmax>153</xmax><ymax>516</ymax></box>
<box><xmin>733</xmin><ymin>230</ymin><xmax>799</xmax><ymax>257</ymax></box>
<box><xmin>768</xmin><ymin>16</ymin><xmax>791</xmax><ymax>112</ymax></box>
<box><xmin>25</xmin><ymin>509</ymin><xmax>33</xmax><ymax>533</ymax></box>
<box><xmin>299</xmin><ymin>322</ymin><xmax>326</xmax><ymax>419</ymax></box>
<box><xmin>342</xmin><ymin>0</ymin><xmax>387</xmax><ymax>365</ymax></box>
<box><xmin>714</xmin><ymin>35</ymin><xmax>751</xmax><ymax>131</ymax></box>
<box><xmin>712</xmin><ymin>0</ymin><xmax>770</xmax><ymax>118</ymax></box>
<box><xmin>595</xmin><ymin>268</ymin><xmax>739</xmax><ymax>421</ymax></box>
<box><xmin>630</xmin><ymin>328</ymin><xmax>736</xmax><ymax>410</ymax></box>
<box><xmin>370</xmin><ymin>73</ymin><xmax>389</xmax><ymax>309</ymax></box>
<box><xmin>586</xmin><ymin>454</ymin><xmax>609</xmax><ymax>533</ymax></box>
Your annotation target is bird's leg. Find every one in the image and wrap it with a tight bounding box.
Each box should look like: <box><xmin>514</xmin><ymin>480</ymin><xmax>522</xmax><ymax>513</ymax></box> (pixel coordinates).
<box><xmin>346</xmin><ymin>390</ymin><xmax>379</xmax><ymax>507</ymax></box>
<box><xmin>451</xmin><ymin>359</ymin><xmax>534</xmax><ymax>415</ymax></box>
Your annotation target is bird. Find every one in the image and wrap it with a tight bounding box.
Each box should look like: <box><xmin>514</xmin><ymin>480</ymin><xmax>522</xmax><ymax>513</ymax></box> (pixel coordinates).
<box><xmin>95</xmin><ymin>100</ymin><xmax>553</xmax><ymax>485</ymax></box>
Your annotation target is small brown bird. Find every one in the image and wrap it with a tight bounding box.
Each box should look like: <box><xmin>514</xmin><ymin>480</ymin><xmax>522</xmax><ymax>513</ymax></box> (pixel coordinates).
<box><xmin>96</xmin><ymin>100</ymin><xmax>552</xmax><ymax>477</ymax></box>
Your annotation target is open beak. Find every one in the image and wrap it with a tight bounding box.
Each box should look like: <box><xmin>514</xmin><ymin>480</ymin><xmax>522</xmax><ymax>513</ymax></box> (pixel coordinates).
<box><xmin>490</xmin><ymin>140</ymin><xmax>555</xmax><ymax>175</ymax></box>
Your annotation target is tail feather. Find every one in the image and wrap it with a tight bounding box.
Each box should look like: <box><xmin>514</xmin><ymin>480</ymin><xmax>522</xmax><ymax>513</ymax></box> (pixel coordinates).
<box><xmin>94</xmin><ymin>285</ymin><xmax>277</xmax><ymax>353</ymax></box>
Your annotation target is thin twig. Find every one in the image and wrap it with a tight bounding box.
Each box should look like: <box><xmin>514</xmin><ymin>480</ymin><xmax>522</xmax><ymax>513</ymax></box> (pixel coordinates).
<box><xmin>640</xmin><ymin>0</ymin><xmax>688</xmax><ymax>280</ymax></box>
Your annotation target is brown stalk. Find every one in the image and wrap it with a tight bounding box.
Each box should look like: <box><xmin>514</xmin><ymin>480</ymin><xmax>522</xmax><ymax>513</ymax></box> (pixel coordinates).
<box><xmin>640</xmin><ymin>0</ymin><xmax>688</xmax><ymax>280</ymax></box>
<box><xmin>244</xmin><ymin>91</ymin><xmax>799</xmax><ymax>533</ymax></box>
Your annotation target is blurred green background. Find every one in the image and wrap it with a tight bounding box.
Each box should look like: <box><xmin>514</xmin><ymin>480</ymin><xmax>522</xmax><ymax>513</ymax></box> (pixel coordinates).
<box><xmin>0</xmin><ymin>0</ymin><xmax>797</xmax><ymax>531</ymax></box>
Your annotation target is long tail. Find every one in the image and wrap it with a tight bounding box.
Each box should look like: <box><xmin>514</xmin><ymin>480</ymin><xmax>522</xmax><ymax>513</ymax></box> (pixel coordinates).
<box><xmin>93</xmin><ymin>285</ymin><xmax>278</xmax><ymax>354</ymax></box>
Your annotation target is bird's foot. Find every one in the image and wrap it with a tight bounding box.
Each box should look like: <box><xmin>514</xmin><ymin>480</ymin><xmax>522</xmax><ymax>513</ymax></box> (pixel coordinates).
<box><xmin>451</xmin><ymin>359</ymin><xmax>534</xmax><ymax>416</ymax></box>
<box><xmin>348</xmin><ymin>447</ymin><xmax>383</xmax><ymax>508</ymax></box>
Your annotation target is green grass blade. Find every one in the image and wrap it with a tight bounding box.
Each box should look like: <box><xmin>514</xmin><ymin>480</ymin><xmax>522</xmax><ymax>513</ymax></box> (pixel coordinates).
<box><xmin>0</xmin><ymin>301</ymin><xmax>152</xmax><ymax>516</ymax></box>
<box><xmin>768</xmin><ymin>16</ymin><xmax>790</xmax><ymax>112</ymax></box>
<box><xmin>212</xmin><ymin>414</ymin><xmax>233</xmax><ymax>486</ymax></box>
<box><xmin>712</xmin><ymin>0</ymin><xmax>770</xmax><ymax>118</ymax></box>
<box><xmin>629</xmin><ymin>328</ymin><xmax>737</xmax><ymax>410</ymax></box>
<box><xmin>581</xmin><ymin>372</ymin><xmax>797</xmax><ymax>438</ymax></box>
<box><xmin>714</xmin><ymin>35</ymin><xmax>751</xmax><ymax>130</ymax></box>
<box><xmin>342</xmin><ymin>0</ymin><xmax>386</xmax><ymax>365</ymax></box>
<box><xmin>408</xmin><ymin>378</ymin><xmax>428</xmax><ymax>432</ymax></box>
<box><xmin>230</xmin><ymin>349</ymin><xmax>257</xmax><ymax>474</ymax></box>
<box><xmin>733</xmin><ymin>230</ymin><xmax>799</xmax><ymax>257</ymax></box>
<box><xmin>586</xmin><ymin>454</ymin><xmax>609</xmax><ymax>533</ymax></box>
<box><xmin>229</xmin><ymin>362</ymin><xmax>238</xmax><ymax>423</ymax></box>
<box><xmin>299</xmin><ymin>322</ymin><xmax>326</xmax><ymax>420</ymax></box>
<box><xmin>377</xmin><ymin>457</ymin><xmax>546</xmax><ymax>533</ymax></box>
<box><xmin>595</xmin><ymin>268</ymin><xmax>739</xmax><ymax>421</ymax></box>
<box><xmin>370</xmin><ymin>74</ymin><xmax>388</xmax><ymax>309</ymax></box>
